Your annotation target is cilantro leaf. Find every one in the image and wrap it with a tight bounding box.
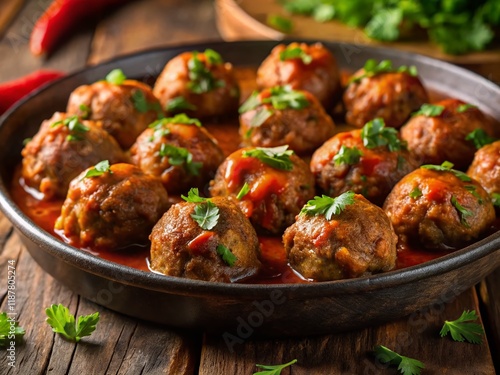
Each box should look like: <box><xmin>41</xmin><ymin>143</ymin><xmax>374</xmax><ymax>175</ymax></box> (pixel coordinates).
<box><xmin>242</xmin><ymin>145</ymin><xmax>294</xmax><ymax>171</ymax></box>
<box><xmin>465</xmin><ymin>185</ymin><xmax>483</xmax><ymax>204</ymax></box>
<box><xmin>440</xmin><ymin>310</ymin><xmax>484</xmax><ymax>344</ymax></box>
<box><xmin>204</xmin><ymin>48</ymin><xmax>223</xmax><ymax>65</ymax></box>
<box><xmin>266</xmin><ymin>14</ymin><xmax>293</xmax><ymax>33</ymax></box>
<box><xmin>301</xmin><ymin>191</ymin><xmax>356</xmax><ymax>220</ymax></box>
<box><xmin>279</xmin><ymin>46</ymin><xmax>313</xmax><ymax>64</ymax></box>
<box><xmin>216</xmin><ymin>244</ymin><xmax>237</xmax><ymax>266</ymax></box>
<box><xmin>421</xmin><ymin>161</ymin><xmax>471</xmax><ymax>182</ymax></box>
<box><xmin>159</xmin><ymin>144</ymin><xmax>202</xmax><ymax>176</ymax></box>
<box><xmin>333</xmin><ymin>145</ymin><xmax>363</xmax><ymax>165</ymax></box>
<box><xmin>254</xmin><ymin>359</ymin><xmax>297</xmax><ymax>375</ymax></box>
<box><xmin>191</xmin><ymin>200</ymin><xmax>219</xmax><ymax>230</ymax></box>
<box><xmin>365</xmin><ymin>8</ymin><xmax>403</xmax><ymax>41</ymax></box>
<box><xmin>45</xmin><ymin>304</ymin><xmax>99</xmax><ymax>342</ymax></box>
<box><xmin>282</xmin><ymin>0</ymin><xmax>320</xmax><ymax>14</ymax></box>
<box><xmin>164</xmin><ymin>113</ymin><xmax>201</xmax><ymax>127</ymax></box>
<box><xmin>465</xmin><ymin>129</ymin><xmax>496</xmax><ymax>149</ymax></box>
<box><xmin>236</xmin><ymin>182</ymin><xmax>250</xmax><ymax>200</ymax></box>
<box><xmin>360</xmin><ymin>118</ymin><xmax>405</xmax><ymax>151</ymax></box>
<box><xmin>239</xmin><ymin>86</ymin><xmax>309</xmax><ymax>114</ymax></box>
<box><xmin>105</xmin><ymin>68</ymin><xmax>127</xmax><ymax>85</ymax></box>
<box><xmin>52</xmin><ymin>115</ymin><xmax>89</xmax><ymax>141</ymax></box>
<box><xmin>349</xmin><ymin>59</ymin><xmax>417</xmax><ymax>84</ymax></box>
<box><xmin>187</xmin><ymin>51</ymin><xmax>225</xmax><ymax>94</ymax></box>
<box><xmin>409</xmin><ymin>186</ymin><xmax>422</xmax><ymax>199</ymax></box>
<box><xmin>84</xmin><ymin>160</ymin><xmax>112</xmax><ymax>178</ymax></box>
<box><xmin>413</xmin><ymin>103</ymin><xmax>445</xmax><ymax>117</ymax></box>
<box><xmin>165</xmin><ymin>96</ymin><xmax>197</xmax><ymax>112</ymax></box>
<box><xmin>374</xmin><ymin>345</ymin><xmax>425</xmax><ymax>375</ymax></box>
<box><xmin>0</xmin><ymin>312</ymin><xmax>25</xmax><ymax>346</ymax></box>
<box><xmin>451</xmin><ymin>195</ymin><xmax>473</xmax><ymax>227</ymax></box>
<box><xmin>457</xmin><ymin>103</ymin><xmax>478</xmax><ymax>113</ymax></box>
<box><xmin>181</xmin><ymin>188</ymin><xmax>207</xmax><ymax>203</ymax></box>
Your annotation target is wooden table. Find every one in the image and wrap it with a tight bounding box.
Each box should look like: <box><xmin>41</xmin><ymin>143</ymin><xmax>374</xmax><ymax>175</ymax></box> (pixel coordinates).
<box><xmin>0</xmin><ymin>1</ymin><xmax>499</xmax><ymax>374</ymax></box>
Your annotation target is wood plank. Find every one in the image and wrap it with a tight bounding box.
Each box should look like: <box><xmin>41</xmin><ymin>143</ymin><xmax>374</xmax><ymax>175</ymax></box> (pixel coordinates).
<box><xmin>200</xmin><ymin>290</ymin><xmax>495</xmax><ymax>374</ymax></box>
<box><xmin>479</xmin><ymin>268</ymin><xmax>500</xmax><ymax>371</ymax></box>
<box><xmin>0</xmin><ymin>0</ymin><xmax>24</xmax><ymax>38</ymax></box>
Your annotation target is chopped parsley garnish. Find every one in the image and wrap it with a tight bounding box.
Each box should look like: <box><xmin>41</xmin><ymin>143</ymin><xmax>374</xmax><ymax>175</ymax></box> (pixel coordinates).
<box><xmin>216</xmin><ymin>244</ymin><xmax>237</xmax><ymax>266</ymax></box>
<box><xmin>242</xmin><ymin>145</ymin><xmax>294</xmax><ymax>171</ymax></box>
<box><xmin>159</xmin><ymin>144</ymin><xmax>202</xmax><ymax>176</ymax></box>
<box><xmin>182</xmin><ymin>188</ymin><xmax>220</xmax><ymax>230</ymax></box>
<box><xmin>421</xmin><ymin>161</ymin><xmax>471</xmax><ymax>182</ymax></box>
<box><xmin>279</xmin><ymin>46</ymin><xmax>312</xmax><ymax>64</ymax></box>
<box><xmin>254</xmin><ymin>359</ymin><xmax>297</xmax><ymax>375</ymax></box>
<box><xmin>84</xmin><ymin>160</ymin><xmax>112</xmax><ymax>178</ymax></box>
<box><xmin>451</xmin><ymin>195</ymin><xmax>473</xmax><ymax>227</ymax></box>
<box><xmin>204</xmin><ymin>48</ymin><xmax>224</xmax><ymax>64</ymax></box>
<box><xmin>236</xmin><ymin>182</ymin><xmax>250</xmax><ymax>200</ymax></box>
<box><xmin>333</xmin><ymin>145</ymin><xmax>363</xmax><ymax>165</ymax></box>
<box><xmin>45</xmin><ymin>304</ymin><xmax>99</xmax><ymax>342</ymax></box>
<box><xmin>440</xmin><ymin>310</ymin><xmax>484</xmax><ymax>344</ymax></box>
<box><xmin>413</xmin><ymin>103</ymin><xmax>445</xmax><ymax>117</ymax></box>
<box><xmin>52</xmin><ymin>115</ymin><xmax>89</xmax><ymax>141</ymax></box>
<box><xmin>249</xmin><ymin>108</ymin><xmax>274</xmax><ymax>127</ymax></box>
<box><xmin>374</xmin><ymin>345</ymin><xmax>425</xmax><ymax>375</ymax></box>
<box><xmin>164</xmin><ymin>113</ymin><xmax>201</xmax><ymax>127</ymax></box>
<box><xmin>165</xmin><ymin>96</ymin><xmax>197</xmax><ymax>112</ymax></box>
<box><xmin>465</xmin><ymin>185</ymin><xmax>483</xmax><ymax>204</ymax></box>
<box><xmin>187</xmin><ymin>51</ymin><xmax>225</xmax><ymax>94</ymax></box>
<box><xmin>239</xmin><ymin>92</ymin><xmax>261</xmax><ymax>114</ymax></box>
<box><xmin>457</xmin><ymin>103</ymin><xmax>478</xmax><ymax>113</ymax></box>
<box><xmin>465</xmin><ymin>128</ymin><xmax>496</xmax><ymax>149</ymax></box>
<box><xmin>492</xmin><ymin>193</ymin><xmax>500</xmax><ymax>207</ymax></box>
<box><xmin>360</xmin><ymin>118</ymin><xmax>405</xmax><ymax>152</ymax></box>
<box><xmin>300</xmin><ymin>191</ymin><xmax>355</xmax><ymax>220</ymax></box>
<box><xmin>0</xmin><ymin>312</ymin><xmax>25</xmax><ymax>346</ymax></box>
<box><xmin>239</xmin><ymin>86</ymin><xmax>309</xmax><ymax>114</ymax></box>
<box><xmin>105</xmin><ymin>68</ymin><xmax>127</xmax><ymax>85</ymax></box>
<box><xmin>131</xmin><ymin>90</ymin><xmax>149</xmax><ymax>112</ymax></box>
<box><xmin>266</xmin><ymin>14</ymin><xmax>293</xmax><ymax>33</ymax></box>
<box><xmin>23</xmin><ymin>137</ymin><xmax>32</xmax><ymax>146</ymax></box>
<box><xmin>409</xmin><ymin>186</ymin><xmax>422</xmax><ymax>199</ymax></box>
<box><xmin>79</xmin><ymin>104</ymin><xmax>91</xmax><ymax>119</ymax></box>
<box><xmin>348</xmin><ymin>59</ymin><xmax>417</xmax><ymax>84</ymax></box>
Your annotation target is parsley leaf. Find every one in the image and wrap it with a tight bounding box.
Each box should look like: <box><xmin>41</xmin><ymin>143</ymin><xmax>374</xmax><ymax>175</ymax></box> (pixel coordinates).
<box><xmin>239</xmin><ymin>86</ymin><xmax>309</xmax><ymax>114</ymax></box>
<box><xmin>79</xmin><ymin>104</ymin><xmax>91</xmax><ymax>119</ymax></box>
<box><xmin>242</xmin><ymin>145</ymin><xmax>294</xmax><ymax>171</ymax></box>
<box><xmin>52</xmin><ymin>115</ymin><xmax>89</xmax><ymax>141</ymax></box>
<box><xmin>451</xmin><ymin>195</ymin><xmax>473</xmax><ymax>227</ymax></box>
<box><xmin>266</xmin><ymin>14</ymin><xmax>293</xmax><ymax>33</ymax></box>
<box><xmin>165</xmin><ymin>96</ymin><xmax>197</xmax><ymax>112</ymax></box>
<box><xmin>361</xmin><ymin>118</ymin><xmax>405</xmax><ymax>151</ymax></box>
<box><xmin>181</xmin><ymin>188</ymin><xmax>207</xmax><ymax>203</ymax></box>
<box><xmin>409</xmin><ymin>186</ymin><xmax>422</xmax><ymax>199</ymax></box>
<box><xmin>191</xmin><ymin>200</ymin><xmax>219</xmax><ymax>230</ymax></box>
<box><xmin>421</xmin><ymin>161</ymin><xmax>471</xmax><ymax>182</ymax></box>
<box><xmin>440</xmin><ymin>310</ymin><xmax>484</xmax><ymax>344</ymax></box>
<box><xmin>313</xmin><ymin>4</ymin><xmax>335</xmax><ymax>22</ymax></box>
<box><xmin>236</xmin><ymin>182</ymin><xmax>250</xmax><ymax>200</ymax></box>
<box><xmin>374</xmin><ymin>345</ymin><xmax>425</xmax><ymax>375</ymax></box>
<box><xmin>413</xmin><ymin>103</ymin><xmax>445</xmax><ymax>117</ymax></box>
<box><xmin>204</xmin><ymin>48</ymin><xmax>223</xmax><ymax>65</ymax></box>
<box><xmin>45</xmin><ymin>304</ymin><xmax>99</xmax><ymax>342</ymax></box>
<box><xmin>84</xmin><ymin>160</ymin><xmax>112</xmax><ymax>178</ymax></box>
<box><xmin>279</xmin><ymin>46</ymin><xmax>313</xmax><ymax>64</ymax></box>
<box><xmin>457</xmin><ymin>103</ymin><xmax>478</xmax><ymax>113</ymax></box>
<box><xmin>465</xmin><ymin>185</ymin><xmax>483</xmax><ymax>204</ymax></box>
<box><xmin>465</xmin><ymin>129</ymin><xmax>496</xmax><ymax>149</ymax></box>
<box><xmin>216</xmin><ymin>244</ymin><xmax>237</xmax><ymax>266</ymax></box>
<box><xmin>105</xmin><ymin>68</ymin><xmax>127</xmax><ymax>85</ymax></box>
<box><xmin>254</xmin><ymin>359</ymin><xmax>297</xmax><ymax>375</ymax></box>
<box><xmin>159</xmin><ymin>144</ymin><xmax>202</xmax><ymax>176</ymax></box>
<box><xmin>365</xmin><ymin>8</ymin><xmax>403</xmax><ymax>41</ymax></box>
<box><xmin>187</xmin><ymin>51</ymin><xmax>225</xmax><ymax>94</ymax></box>
<box><xmin>333</xmin><ymin>145</ymin><xmax>363</xmax><ymax>165</ymax></box>
<box><xmin>0</xmin><ymin>312</ymin><xmax>25</xmax><ymax>346</ymax></box>
<box><xmin>131</xmin><ymin>90</ymin><xmax>149</xmax><ymax>113</ymax></box>
<box><xmin>301</xmin><ymin>191</ymin><xmax>356</xmax><ymax>220</ymax></box>
<box><xmin>164</xmin><ymin>113</ymin><xmax>201</xmax><ymax>127</ymax></box>
<box><xmin>349</xmin><ymin>59</ymin><xmax>417</xmax><ymax>84</ymax></box>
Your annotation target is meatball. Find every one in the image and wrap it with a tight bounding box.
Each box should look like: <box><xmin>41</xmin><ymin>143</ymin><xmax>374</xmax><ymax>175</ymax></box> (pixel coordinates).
<box><xmin>55</xmin><ymin>163</ymin><xmax>170</xmax><ymax>250</ymax></box>
<box><xmin>21</xmin><ymin>112</ymin><xmax>127</xmax><ymax>201</ymax></box>
<box><xmin>67</xmin><ymin>79</ymin><xmax>162</xmax><ymax>149</ymax></box>
<box><xmin>310</xmin><ymin>120</ymin><xmax>419</xmax><ymax>206</ymax></box>
<box><xmin>239</xmin><ymin>86</ymin><xmax>336</xmax><ymax>154</ymax></box>
<box><xmin>153</xmin><ymin>49</ymin><xmax>240</xmax><ymax>119</ymax></box>
<box><xmin>210</xmin><ymin>146</ymin><xmax>315</xmax><ymax>234</ymax></box>
<box><xmin>467</xmin><ymin>140</ymin><xmax>500</xmax><ymax>198</ymax></box>
<box><xmin>343</xmin><ymin>62</ymin><xmax>429</xmax><ymax>128</ymax></box>
<box><xmin>401</xmin><ymin>99</ymin><xmax>495</xmax><ymax>170</ymax></box>
<box><xmin>283</xmin><ymin>192</ymin><xmax>397</xmax><ymax>281</ymax></box>
<box><xmin>384</xmin><ymin>164</ymin><xmax>495</xmax><ymax>250</ymax></box>
<box><xmin>256</xmin><ymin>42</ymin><xmax>341</xmax><ymax>108</ymax></box>
<box><xmin>130</xmin><ymin>115</ymin><xmax>224</xmax><ymax>195</ymax></box>
<box><xmin>150</xmin><ymin>195</ymin><xmax>261</xmax><ymax>283</ymax></box>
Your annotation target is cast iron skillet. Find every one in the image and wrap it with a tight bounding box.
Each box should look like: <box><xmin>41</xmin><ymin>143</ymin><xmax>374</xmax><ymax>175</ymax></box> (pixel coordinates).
<box><xmin>1</xmin><ymin>41</ymin><xmax>499</xmax><ymax>338</ymax></box>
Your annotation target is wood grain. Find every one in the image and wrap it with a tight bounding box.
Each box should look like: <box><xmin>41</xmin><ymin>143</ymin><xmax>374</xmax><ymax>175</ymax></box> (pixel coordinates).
<box><xmin>0</xmin><ymin>0</ymin><xmax>24</xmax><ymax>38</ymax></box>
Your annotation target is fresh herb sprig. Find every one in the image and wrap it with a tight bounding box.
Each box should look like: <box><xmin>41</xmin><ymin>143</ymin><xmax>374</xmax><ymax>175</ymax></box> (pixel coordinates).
<box><xmin>159</xmin><ymin>144</ymin><xmax>202</xmax><ymax>176</ymax></box>
<box><xmin>266</xmin><ymin>14</ymin><xmax>293</xmax><ymax>33</ymax></box>
<box><xmin>374</xmin><ymin>345</ymin><xmax>425</xmax><ymax>375</ymax></box>
<box><xmin>421</xmin><ymin>161</ymin><xmax>471</xmax><ymax>182</ymax></box>
<box><xmin>182</xmin><ymin>188</ymin><xmax>219</xmax><ymax>230</ymax></box>
<box><xmin>279</xmin><ymin>46</ymin><xmax>312</xmax><ymax>64</ymax></box>
<box><xmin>413</xmin><ymin>103</ymin><xmax>445</xmax><ymax>117</ymax></box>
<box><xmin>440</xmin><ymin>310</ymin><xmax>484</xmax><ymax>344</ymax></box>
<box><xmin>301</xmin><ymin>191</ymin><xmax>355</xmax><ymax>220</ymax></box>
<box><xmin>0</xmin><ymin>312</ymin><xmax>25</xmax><ymax>346</ymax></box>
<box><xmin>105</xmin><ymin>68</ymin><xmax>127</xmax><ymax>85</ymax></box>
<box><xmin>465</xmin><ymin>128</ymin><xmax>496</xmax><ymax>149</ymax></box>
<box><xmin>242</xmin><ymin>146</ymin><xmax>294</xmax><ymax>171</ymax></box>
<box><xmin>333</xmin><ymin>145</ymin><xmax>363</xmax><ymax>165</ymax></box>
<box><xmin>131</xmin><ymin>90</ymin><xmax>163</xmax><ymax>118</ymax></box>
<box><xmin>165</xmin><ymin>96</ymin><xmax>197</xmax><ymax>112</ymax></box>
<box><xmin>457</xmin><ymin>103</ymin><xmax>478</xmax><ymax>113</ymax></box>
<box><xmin>52</xmin><ymin>115</ymin><xmax>89</xmax><ymax>141</ymax></box>
<box><xmin>45</xmin><ymin>304</ymin><xmax>99</xmax><ymax>342</ymax></box>
<box><xmin>254</xmin><ymin>359</ymin><xmax>297</xmax><ymax>375</ymax></box>
<box><xmin>216</xmin><ymin>244</ymin><xmax>237</xmax><ymax>267</ymax></box>
<box><xmin>349</xmin><ymin>59</ymin><xmax>417</xmax><ymax>84</ymax></box>
<box><xmin>451</xmin><ymin>196</ymin><xmax>473</xmax><ymax>227</ymax></box>
<box><xmin>409</xmin><ymin>186</ymin><xmax>422</xmax><ymax>199</ymax></box>
<box><xmin>236</xmin><ymin>182</ymin><xmax>250</xmax><ymax>200</ymax></box>
<box><xmin>84</xmin><ymin>160</ymin><xmax>112</xmax><ymax>178</ymax></box>
<box><xmin>239</xmin><ymin>86</ymin><xmax>309</xmax><ymax>114</ymax></box>
<box><xmin>187</xmin><ymin>50</ymin><xmax>225</xmax><ymax>94</ymax></box>
<box><xmin>360</xmin><ymin>118</ymin><xmax>405</xmax><ymax>152</ymax></box>
<box><xmin>492</xmin><ymin>193</ymin><xmax>500</xmax><ymax>207</ymax></box>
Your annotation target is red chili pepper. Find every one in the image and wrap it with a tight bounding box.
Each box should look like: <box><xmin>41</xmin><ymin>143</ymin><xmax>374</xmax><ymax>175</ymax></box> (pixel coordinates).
<box><xmin>30</xmin><ymin>0</ymin><xmax>127</xmax><ymax>57</ymax></box>
<box><xmin>0</xmin><ymin>70</ymin><xmax>65</xmax><ymax>115</ymax></box>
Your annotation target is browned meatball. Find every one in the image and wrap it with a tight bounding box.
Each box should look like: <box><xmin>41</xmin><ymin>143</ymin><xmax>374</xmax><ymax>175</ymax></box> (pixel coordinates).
<box><xmin>67</xmin><ymin>79</ymin><xmax>161</xmax><ymax>149</ymax></box>
<box><xmin>384</xmin><ymin>164</ymin><xmax>495</xmax><ymax>250</ymax></box>
<box><xmin>153</xmin><ymin>49</ymin><xmax>240</xmax><ymax>119</ymax></box>
<box><xmin>283</xmin><ymin>192</ymin><xmax>397</xmax><ymax>281</ymax></box>
<box><xmin>150</xmin><ymin>195</ymin><xmax>261</xmax><ymax>283</ymax></box>
<box><xmin>130</xmin><ymin>115</ymin><xmax>224</xmax><ymax>195</ymax></box>
<box><xmin>239</xmin><ymin>86</ymin><xmax>335</xmax><ymax>154</ymax></box>
<box><xmin>344</xmin><ymin>63</ymin><xmax>428</xmax><ymax>128</ymax></box>
<box><xmin>310</xmin><ymin>119</ymin><xmax>419</xmax><ymax>206</ymax></box>
<box><xmin>21</xmin><ymin>112</ymin><xmax>127</xmax><ymax>201</ymax></box>
<box><xmin>401</xmin><ymin>99</ymin><xmax>495</xmax><ymax>170</ymax></box>
<box><xmin>256</xmin><ymin>42</ymin><xmax>341</xmax><ymax>109</ymax></box>
<box><xmin>210</xmin><ymin>146</ymin><xmax>315</xmax><ymax>234</ymax></box>
<box><xmin>467</xmin><ymin>140</ymin><xmax>500</xmax><ymax>198</ymax></box>
<box><xmin>55</xmin><ymin>162</ymin><xmax>170</xmax><ymax>250</ymax></box>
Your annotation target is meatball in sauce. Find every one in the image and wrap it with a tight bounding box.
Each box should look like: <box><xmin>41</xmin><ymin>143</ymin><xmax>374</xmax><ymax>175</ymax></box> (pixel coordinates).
<box><xmin>467</xmin><ymin>140</ymin><xmax>500</xmax><ymax>201</ymax></box>
<box><xmin>210</xmin><ymin>146</ymin><xmax>315</xmax><ymax>235</ymax></box>
<box><xmin>256</xmin><ymin>42</ymin><xmax>341</xmax><ymax>109</ymax></box>
<box><xmin>150</xmin><ymin>191</ymin><xmax>261</xmax><ymax>283</ymax></box>
<box><xmin>239</xmin><ymin>86</ymin><xmax>335</xmax><ymax>154</ymax></box>
<box><xmin>284</xmin><ymin>192</ymin><xmax>397</xmax><ymax>281</ymax></box>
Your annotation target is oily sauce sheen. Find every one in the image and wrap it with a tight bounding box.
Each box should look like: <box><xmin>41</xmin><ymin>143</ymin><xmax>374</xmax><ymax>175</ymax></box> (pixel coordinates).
<box><xmin>10</xmin><ymin>66</ymin><xmax>496</xmax><ymax>284</ymax></box>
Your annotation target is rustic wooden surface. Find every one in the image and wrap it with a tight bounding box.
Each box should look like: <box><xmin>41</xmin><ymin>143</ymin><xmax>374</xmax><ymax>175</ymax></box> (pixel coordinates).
<box><xmin>0</xmin><ymin>1</ymin><xmax>499</xmax><ymax>374</ymax></box>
